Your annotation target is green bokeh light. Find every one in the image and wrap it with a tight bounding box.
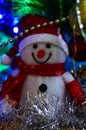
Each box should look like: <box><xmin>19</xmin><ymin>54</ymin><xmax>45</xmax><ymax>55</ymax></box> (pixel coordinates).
<box><xmin>0</xmin><ymin>32</ymin><xmax>13</xmax><ymax>56</ymax></box>
<box><xmin>0</xmin><ymin>32</ymin><xmax>13</xmax><ymax>72</ymax></box>
<box><xmin>0</xmin><ymin>63</ymin><xmax>9</xmax><ymax>72</ymax></box>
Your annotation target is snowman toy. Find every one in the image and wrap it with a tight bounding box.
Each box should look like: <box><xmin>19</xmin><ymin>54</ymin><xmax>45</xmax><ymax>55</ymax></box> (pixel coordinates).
<box><xmin>0</xmin><ymin>15</ymin><xmax>85</xmax><ymax>110</ymax></box>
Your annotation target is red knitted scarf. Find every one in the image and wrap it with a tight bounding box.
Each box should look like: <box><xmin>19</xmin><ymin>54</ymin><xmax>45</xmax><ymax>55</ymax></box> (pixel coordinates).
<box><xmin>16</xmin><ymin>57</ymin><xmax>66</xmax><ymax>76</ymax></box>
<box><xmin>0</xmin><ymin>57</ymin><xmax>66</xmax><ymax>107</ymax></box>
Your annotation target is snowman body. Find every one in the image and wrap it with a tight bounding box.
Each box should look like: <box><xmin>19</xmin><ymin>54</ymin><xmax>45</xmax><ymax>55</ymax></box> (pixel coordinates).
<box><xmin>20</xmin><ymin>75</ymin><xmax>66</xmax><ymax>108</ymax></box>
<box><xmin>19</xmin><ymin>36</ymin><xmax>74</xmax><ymax>109</ymax></box>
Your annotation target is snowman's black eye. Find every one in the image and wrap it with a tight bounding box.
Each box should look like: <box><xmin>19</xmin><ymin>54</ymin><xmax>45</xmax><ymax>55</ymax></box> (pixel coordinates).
<box><xmin>46</xmin><ymin>43</ymin><xmax>51</xmax><ymax>48</ymax></box>
<box><xmin>33</xmin><ymin>44</ymin><xmax>38</xmax><ymax>49</ymax></box>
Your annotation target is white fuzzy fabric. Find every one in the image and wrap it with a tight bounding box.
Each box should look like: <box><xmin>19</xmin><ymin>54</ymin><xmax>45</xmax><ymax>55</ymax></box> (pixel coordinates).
<box><xmin>20</xmin><ymin>75</ymin><xmax>67</xmax><ymax>111</ymax></box>
<box><xmin>19</xmin><ymin>33</ymin><xmax>69</xmax><ymax>56</ymax></box>
<box><xmin>62</xmin><ymin>72</ymin><xmax>74</xmax><ymax>84</ymax></box>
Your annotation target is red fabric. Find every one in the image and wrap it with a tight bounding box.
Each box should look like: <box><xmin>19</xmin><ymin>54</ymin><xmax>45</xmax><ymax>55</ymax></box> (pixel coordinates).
<box><xmin>7</xmin><ymin>43</ymin><xmax>18</xmax><ymax>57</ymax></box>
<box><xmin>14</xmin><ymin>57</ymin><xmax>65</xmax><ymax>76</ymax></box>
<box><xmin>19</xmin><ymin>15</ymin><xmax>58</xmax><ymax>37</ymax></box>
<box><xmin>0</xmin><ymin>56</ymin><xmax>65</xmax><ymax>107</ymax></box>
<box><xmin>66</xmin><ymin>79</ymin><xmax>85</xmax><ymax>107</ymax></box>
<box><xmin>7</xmin><ymin>15</ymin><xmax>58</xmax><ymax>58</ymax></box>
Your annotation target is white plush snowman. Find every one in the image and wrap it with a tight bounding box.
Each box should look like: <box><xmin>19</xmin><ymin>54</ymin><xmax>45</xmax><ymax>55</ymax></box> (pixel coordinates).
<box><xmin>19</xmin><ymin>34</ymin><xmax>70</xmax><ymax>108</ymax></box>
<box><xmin>0</xmin><ymin>15</ymin><xmax>85</xmax><ymax>110</ymax></box>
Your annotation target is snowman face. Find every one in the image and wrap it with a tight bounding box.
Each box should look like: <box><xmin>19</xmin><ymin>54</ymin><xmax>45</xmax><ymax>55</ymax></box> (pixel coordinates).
<box><xmin>21</xmin><ymin>42</ymin><xmax>67</xmax><ymax>65</ymax></box>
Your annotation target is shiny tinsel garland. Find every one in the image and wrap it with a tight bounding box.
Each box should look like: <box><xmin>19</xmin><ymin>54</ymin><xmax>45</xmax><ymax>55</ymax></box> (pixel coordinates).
<box><xmin>0</xmin><ymin>96</ymin><xmax>86</xmax><ymax>130</ymax></box>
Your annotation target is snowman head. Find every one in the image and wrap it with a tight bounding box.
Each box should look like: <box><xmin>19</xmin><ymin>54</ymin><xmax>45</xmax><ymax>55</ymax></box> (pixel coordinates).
<box><xmin>19</xmin><ymin>34</ymin><xmax>69</xmax><ymax>65</ymax></box>
<box><xmin>12</xmin><ymin>15</ymin><xmax>69</xmax><ymax>65</ymax></box>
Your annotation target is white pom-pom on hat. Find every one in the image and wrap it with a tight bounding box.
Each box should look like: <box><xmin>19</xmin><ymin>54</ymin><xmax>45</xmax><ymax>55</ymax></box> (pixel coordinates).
<box><xmin>1</xmin><ymin>54</ymin><xmax>12</xmax><ymax>65</ymax></box>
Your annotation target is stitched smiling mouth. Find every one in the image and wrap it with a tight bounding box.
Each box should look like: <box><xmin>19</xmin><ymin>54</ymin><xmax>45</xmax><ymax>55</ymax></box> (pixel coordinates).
<box><xmin>32</xmin><ymin>53</ymin><xmax>52</xmax><ymax>64</ymax></box>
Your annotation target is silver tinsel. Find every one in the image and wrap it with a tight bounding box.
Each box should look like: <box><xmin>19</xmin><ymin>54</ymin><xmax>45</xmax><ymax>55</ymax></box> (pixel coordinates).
<box><xmin>0</xmin><ymin>95</ymin><xmax>86</xmax><ymax>130</ymax></box>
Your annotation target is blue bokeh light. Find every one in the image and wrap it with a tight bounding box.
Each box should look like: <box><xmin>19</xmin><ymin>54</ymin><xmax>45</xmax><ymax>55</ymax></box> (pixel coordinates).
<box><xmin>13</xmin><ymin>17</ymin><xmax>19</xmax><ymax>25</ymax></box>
<box><xmin>13</xmin><ymin>26</ymin><xmax>19</xmax><ymax>33</ymax></box>
<box><xmin>0</xmin><ymin>14</ymin><xmax>3</xmax><ymax>19</ymax></box>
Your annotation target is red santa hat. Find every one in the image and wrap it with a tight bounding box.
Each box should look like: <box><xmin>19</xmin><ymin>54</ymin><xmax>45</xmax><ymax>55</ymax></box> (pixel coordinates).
<box><xmin>1</xmin><ymin>15</ymin><xmax>69</xmax><ymax>65</ymax></box>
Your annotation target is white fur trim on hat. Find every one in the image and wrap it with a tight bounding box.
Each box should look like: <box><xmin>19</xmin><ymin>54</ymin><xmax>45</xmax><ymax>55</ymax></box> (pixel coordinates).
<box><xmin>19</xmin><ymin>33</ymin><xmax>69</xmax><ymax>56</ymax></box>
